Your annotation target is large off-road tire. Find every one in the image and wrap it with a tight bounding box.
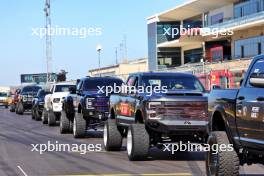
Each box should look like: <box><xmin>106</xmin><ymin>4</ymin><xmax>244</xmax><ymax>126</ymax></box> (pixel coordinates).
<box><xmin>206</xmin><ymin>131</ymin><xmax>239</xmax><ymax>176</ymax></box>
<box><xmin>48</xmin><ymin>110</ymin><xmax>56</xmax><ymax>126</ymax></box>
<box><xmin>42</xmin><ymin>109</ymin><xmax>48</xmax><ymax>124</ymax></box>
<box><xmin>103</xmin><ymin>119</ymin><xmax>123</xmax><ymax>151</ymax></box>
<box><xmin>127</xmin><ymin>124</ymin><xmax>150</xmax><ymax>161</ymax></box>
<box><xmin>60</xmin><ymin>111</ymin><xmax>71</xmax><ymax>134</ymax></box>
<box><xmin>17</xmin><ymin>103</ymin><xmax>24</xmax><ymax>115</ymax></box>
<box><xmin>35</xmin><ymin>107</ymin><xmax>42</xmax><ymax>121</ymax></box>
<box><xmin>73</xmin><ymin>112</ymin><xmax>86</xmax><ymax>138</ymax></box>
<box><xmin>31</xmin><ymin>108</ymin><xmax>35</xmax><ymax>120</ymax></box>
<box><xmin>10</xmin><ymin>104</ymin><xmax>15</xmax><ymax>112</ymax></box>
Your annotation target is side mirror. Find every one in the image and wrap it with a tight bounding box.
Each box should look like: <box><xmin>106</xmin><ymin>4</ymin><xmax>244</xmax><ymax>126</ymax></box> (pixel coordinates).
<box><xmin>212</xmin><ymin>85</ymin><xmax>221</xmax><ymax>90</ymax></box>
<box><xmin>249</xmin><ymin>73</ymin><xmax>264</xmax><ymax>88</ymax></box>
<box><xmin>69</xmin><ymin>86</ymin><xmax>76</xmax><ymax>94</ymax></box>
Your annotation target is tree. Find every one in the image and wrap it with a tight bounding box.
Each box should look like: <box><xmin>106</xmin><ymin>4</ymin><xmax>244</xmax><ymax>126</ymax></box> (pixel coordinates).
<box><xmin>57</xmin><ymin>70</ymin><xmax>68</xmax><ymax>82</ymax></box>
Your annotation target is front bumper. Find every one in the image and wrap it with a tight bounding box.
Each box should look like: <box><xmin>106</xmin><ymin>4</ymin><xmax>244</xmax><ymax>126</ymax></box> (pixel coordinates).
<box><xmin>83</xmin><ymin>109</ymin><xmax>109</xmax><ymax>121</ymax></box>
<box><xmin>147</xmin><ymin>119</ymin><xmax>209</xmax><ymax>135</ymax></box>
<box><xmin>22</xmin><ymin>102</ymin><xmax>33</xmax><ymax>110</ymax></box>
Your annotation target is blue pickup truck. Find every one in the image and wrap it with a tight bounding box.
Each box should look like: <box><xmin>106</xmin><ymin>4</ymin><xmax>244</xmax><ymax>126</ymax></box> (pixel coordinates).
<box><xmin>207</xmin><ymin>55</ymin><xmax>264</xmax><ymax>175</ymax></box>
<box><xmin>61</xmin><ymin>76</ymin><xmax>123</xmax><ymax>137</ymax></box>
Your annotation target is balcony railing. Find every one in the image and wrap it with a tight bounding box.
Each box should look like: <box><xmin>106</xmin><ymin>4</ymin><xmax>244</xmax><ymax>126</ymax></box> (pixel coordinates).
<box><xmin>207</xmin><ymin>11</ymin><xmax>264</xmax><ymax>30</ymax></box>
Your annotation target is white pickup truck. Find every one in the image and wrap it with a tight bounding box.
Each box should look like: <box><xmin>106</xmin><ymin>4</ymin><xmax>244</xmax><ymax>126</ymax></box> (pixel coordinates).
<box><xmin>42</xmin><ymin>82</ymin><xmax>75</xmax><ymax>126</ymax></box>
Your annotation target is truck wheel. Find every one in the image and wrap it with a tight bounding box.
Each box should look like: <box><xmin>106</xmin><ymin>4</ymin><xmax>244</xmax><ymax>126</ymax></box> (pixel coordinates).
<box><xmin>10</xmin><ymin>104</ymin><xmax>15</xmax><ymax>112</ymax></box>
<box><xmin>48</xmin><ymin>110</ymin><xmax>56</xmax><ymax>126</ymax></box>
<box><xmin>73</xmin><ymin>112</ymin><xmax>86</xmax><ymax>138</ymax></box>
<box><xmin>127</xmin><ymin>124</ymin><xmax>150</xmax><ymax>161</ymax></box>
<box><xmin>206</xmin><ymin>131</ymin><xmax>239</xmax><ymax>176</ymax></box>
<box><xmin>17</xmin><ymin>103</ymin><xmax>24</xmax><ymax>115</ymax></box>
<box><xmin>35</xmin><ymin>108</ymin><xmax>42</xmax><ymax>121</ymax></box>
<box><xmin>103</xmin><ymin>119</ymin><xmax>122</xmax><ymax>151</ymax></box>
<box><xmin>42</xmin><ymin>109</ymin><xmax>48</xmax><ymax>124</ymax></box>
<box><xmin>32</xmin><ymin>108</ymin><xmax>35</xmax><ymax>120</ymax></box>
<box><xmin>60</xmin><ymin>111</ymin><xmax>71</xmax><ymax>134</ymax></box>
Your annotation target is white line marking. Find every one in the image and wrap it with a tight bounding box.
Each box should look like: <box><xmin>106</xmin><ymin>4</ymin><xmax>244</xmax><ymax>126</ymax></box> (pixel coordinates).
<box><xmin>17</xmin><ymin>165</ymin><xmax>28</xmax><ymax>176</ymax></box>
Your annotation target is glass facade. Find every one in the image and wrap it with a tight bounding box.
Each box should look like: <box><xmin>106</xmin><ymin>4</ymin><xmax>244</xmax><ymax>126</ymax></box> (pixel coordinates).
<box><xmin>234</xmin><ymin>35</ymin><xmax>264</xmax><ymax>58</ymax></box>
<box><xmin>234</xmin><ymin>0</ymin><xmax>264</xmax><ymax>18</ymax></box>
<box><xmin>157</xmin><ymin>21</ymin><xmax>181</xmax><ymax>44</ymax></box>
<box><xmin>184</xmin><ymin>48</ymin><xmax>203</xmax><ymax>64</ymax></box>
<box><xmin>157</xmin><ymin>47</ymin><xmax>181</xmax><ymax>69</ymax></box>
<box><xmin>183</xmin><ymin>15</ymin><xmax>202</xmax><ymax>28</ymax></box>
<box><xmin>211</xmin><ymin>13</ymin><xmax>224</xmax><ymax>25</ymax></box>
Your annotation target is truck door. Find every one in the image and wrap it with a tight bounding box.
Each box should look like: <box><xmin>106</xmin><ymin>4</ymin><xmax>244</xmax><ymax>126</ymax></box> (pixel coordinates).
<box><xmin>236</xmin><ymin>58</ymin><xmax>264</xmax><ymax>150</ymax></box>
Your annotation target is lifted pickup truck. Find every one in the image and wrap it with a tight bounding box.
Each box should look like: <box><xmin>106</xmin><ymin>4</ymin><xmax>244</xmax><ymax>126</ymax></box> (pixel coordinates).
<box><xmin>207</xmin><ymin>55</ymin><xmax>264</xmax><ymax>175</ymax></box>
<box><xmin>42</xmin><ymin>82</ymin><xmax>75</xmax><ymax>126</ymax></box>
<box><xmin>61</xmin><ymin>76</ymin><xmax>123</xmax><ymax>137</ymax></box>
<box><xmin>10</xmin><ymin>89</ymin><xmax>21</xmax><ymax>112</ymax></box>
<box><xmin>32</xmin><ymin>89</ymin><xmax>50</xmax><ymax>121</ymax></box>
<box><xmin>104</xmin><ymin>72</ymin><xmax>208</xmax><ymax>161</ymax></box>
<box><xmin>16</xmin><ymin>85</ymin><xmax>42</xmax><ymax>115</ymax></box>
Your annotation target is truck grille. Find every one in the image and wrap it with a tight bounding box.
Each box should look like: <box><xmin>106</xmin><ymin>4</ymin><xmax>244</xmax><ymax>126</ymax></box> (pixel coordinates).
<box><xmin>92</xmin><ymin>97</ymin><xmax>109</xmax><ymax>112</ymax></box>
<box><xmin>155</xmin><ymin>101</ymin><xmax>208</xmax><ymax>120</ymax></box>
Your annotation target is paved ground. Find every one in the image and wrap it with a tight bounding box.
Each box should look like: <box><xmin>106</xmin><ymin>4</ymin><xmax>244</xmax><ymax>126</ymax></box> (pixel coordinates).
<box><xmin>0</xmin><ymin>108</ymin><xmax>263</xmax><ymax>176</ymax></box>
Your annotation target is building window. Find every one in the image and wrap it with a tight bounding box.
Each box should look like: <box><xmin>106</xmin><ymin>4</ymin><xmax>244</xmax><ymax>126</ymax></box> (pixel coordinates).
<box><xmin>157</xmin><ymin>47</ymin><xmax>181</xmax><ymax>69</ymax></box>
<box><xmin>234</xmin><ymin>0</ymin><xmax>263</xmax><ymax>18</ymax></box>
<box><xmin>184</xmin><ymin>48</ymin><xmax>203</xmax><ymax>64</ymax></box>
<box><xmin>211</xmin><ymin>13</ymin><xmax>223</xmax><ymax>25</ymax></box>
<box><xmin>235</xmin><ymin>35</ymin><xmax>264</xmax><ymax>58</ymax></box>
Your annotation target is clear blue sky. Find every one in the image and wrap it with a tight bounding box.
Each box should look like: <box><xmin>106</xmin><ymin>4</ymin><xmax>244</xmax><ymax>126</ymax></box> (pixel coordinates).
<box><xmin>0</xmin><ymin>0</ymin><xmax>184</xmax><ymax>86</ymax></box>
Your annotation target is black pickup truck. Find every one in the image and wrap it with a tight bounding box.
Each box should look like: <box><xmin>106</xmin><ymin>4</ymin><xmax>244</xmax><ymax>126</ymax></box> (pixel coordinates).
<box><xmin>16</xmin><ymin>85</ymin><xmax>42</xmax><ymax>115</ymax></box>
<box><xmin>104</xmin><ymin>72</ymin><xmax>209</xmax><ymax>161</ymax></box>
<box><xmin>61</xmin><ymin>76</ymin><xmax>123</xmax><ymax>137</ymax></box>
<box><xmin>206</xmin><ymin>55</ymin><xmax>264</xmax><ymax>175</ymax></box>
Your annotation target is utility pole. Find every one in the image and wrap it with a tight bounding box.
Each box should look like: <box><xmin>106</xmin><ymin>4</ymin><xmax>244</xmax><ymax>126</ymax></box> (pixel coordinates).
<box><xmin>44</xmin><ymin>0</ymin><xmax>52</xmax><ymax>83</ymax></box>
<box><xmin>115</xmin><ymin>47</ymin><xmax>118</xmax><ymax>64</ymax></box>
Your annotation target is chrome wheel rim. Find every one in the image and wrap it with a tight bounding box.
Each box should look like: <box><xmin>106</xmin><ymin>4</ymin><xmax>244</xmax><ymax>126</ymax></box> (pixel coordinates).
<box><xmin>103</xmin><ymin>123</ymin><xmax>108</xmax><ymax>147</ymax></box>
<box><xmin>127</xmin><ymin>129</ymin><xmax>132</xmax><ymax>156</ymax></box>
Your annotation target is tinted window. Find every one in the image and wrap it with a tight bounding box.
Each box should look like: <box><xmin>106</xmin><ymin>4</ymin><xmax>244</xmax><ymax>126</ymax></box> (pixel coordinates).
<box><xmin>142</xmin><ymin>75</ymin><xmax>205</xmax><ymax>92</ymax></box>
<box><xmin>247</xmin><ymin>59</ymin><xmax>264</xmax><ymax>87</ymax></box>
<box><xmin>22</xmin><ymin>86</ymin><xmax>41</xmax><ymax>93</ymax></box>
<box><xmin>37</xmin><ymin>90</ymin><xmax>48</xmax><ymax>97</ymax></box>
<box><xmin>0</xmin><ymin>92</ymin><xmax>8</xmax><ymax>97</ymax></box>
<box><xmin>83</xmin><ymin>79</ymin><xmax>123</xmax><ymax>91</ymax></box>
<box><xmin>54</xmin><ymin>85</ymin><xmax>73</xmax><ymax>92</ymax></box>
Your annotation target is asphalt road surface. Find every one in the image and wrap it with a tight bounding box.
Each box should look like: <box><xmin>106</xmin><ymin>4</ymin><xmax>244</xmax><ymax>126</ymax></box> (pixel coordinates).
<box><xmin>0</xmin><ymin>108</ymin><xmax>263</xmax><ymax>176</ymax></box>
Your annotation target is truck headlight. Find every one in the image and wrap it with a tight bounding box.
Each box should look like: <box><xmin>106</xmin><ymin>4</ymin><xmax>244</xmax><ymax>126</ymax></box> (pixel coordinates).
<box><xmin>86</xmin><ymin>98</ymin><xmax>95</xmax><ymax>109</ymax></box>
<box><xmin>146</xmin><ymin>102</ymin><xmax>162</xmax><ymax>120</ymax></box>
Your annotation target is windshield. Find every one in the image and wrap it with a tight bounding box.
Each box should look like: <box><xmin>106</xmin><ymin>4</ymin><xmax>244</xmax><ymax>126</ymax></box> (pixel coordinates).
<box><xmin>54</xmin><ymin>85</ymin><xmax>73</xmax><ymax>92</ymax></box>
<box><xmin>37</xmin><ymin>90</ymin><xmax>48</xmax><ymax>97</ymax></box>
<box><xmin>142</xmin><ymin>75</ymin><xmax>205</xmax><ymax>92</ymax></box>
<box><xmin>83</xmin><ymin>79</ymin><xmax>123</xmax><ymax>91</ymax></box>
<box><xmin>0</xmin><ymin>92</ymin><xmax>8</xmax><ymax>97</ymax></box>
<box><xmin>22</xmin><ymin>86</ymin><xmax>41</xmax><ymax>93</ymax></box>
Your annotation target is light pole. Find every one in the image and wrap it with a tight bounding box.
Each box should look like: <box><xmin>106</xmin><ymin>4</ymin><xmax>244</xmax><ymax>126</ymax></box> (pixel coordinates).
<box><xmin>96</xmin><ymin>44</ymin><xmax>102</xmax><ymax>77</ymax></box>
